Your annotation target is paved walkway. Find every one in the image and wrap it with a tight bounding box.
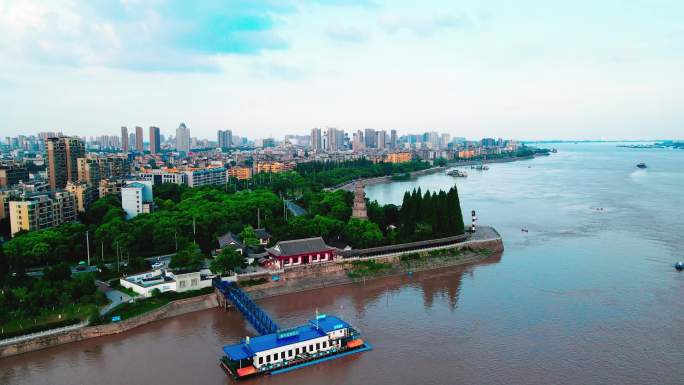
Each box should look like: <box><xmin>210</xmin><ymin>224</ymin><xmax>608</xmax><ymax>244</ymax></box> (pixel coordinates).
<box><xmin>96</xmin><ymin>281</ymin><xmax>133</xmax><ymax>315</ymax></box>
<box><xmin>285</xmin><ymin>200</ymin><xmax>307</xmax><ymax>217</ymax></box>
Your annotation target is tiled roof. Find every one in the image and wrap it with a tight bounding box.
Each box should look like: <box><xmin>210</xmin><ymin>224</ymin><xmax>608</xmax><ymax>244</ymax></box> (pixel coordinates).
<box><xmin>217</xmin><ymin>231</ymin><xmax>244</xmax><ymax>249</ymax></box>
<box><xmin>266</xmin><ymin>237</ymin><xmax>331</xmax><ymax>257</ymax></box>
<box><xmin>254</xmin><ymin>228</ymin><xmax>271</xmax><ymax>240</ymax></box>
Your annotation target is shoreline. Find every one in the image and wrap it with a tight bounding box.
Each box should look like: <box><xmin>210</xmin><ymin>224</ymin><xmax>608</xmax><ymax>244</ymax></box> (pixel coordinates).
<box><xmin>0</xmin><ymin>229</ymin><xmax>502</xmax><ymax>359</ymax></box>
<box><xmin>332</xmin><ymin>154</ymin><xmax>538</xmax><ymax>191</ymax></box>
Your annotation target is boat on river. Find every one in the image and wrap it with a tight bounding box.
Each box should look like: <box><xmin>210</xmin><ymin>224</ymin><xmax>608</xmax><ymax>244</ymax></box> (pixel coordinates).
<box><xmin>636</xmin><ymin>163</ymin><xmax>647</xmax><ymax>169</ymax></box>
<box><xmin>675</xmin><ymin>262</ymin><xmax>684</xmax><ymax>271</ymax></box>
<box><xmin>446</xmin><ymin>169</ymin><xmax>468</xmax><ymax>177</ymax></box>
<box><xmin>220</xmin><ymin>314</ymin><xmax>371</xmax><ymax>380</ymax></box>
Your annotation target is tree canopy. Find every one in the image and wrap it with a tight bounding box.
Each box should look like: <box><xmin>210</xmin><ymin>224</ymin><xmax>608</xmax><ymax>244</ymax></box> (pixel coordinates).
<box><xmin>209</xmin><ymin>248</ymin><xmax>245</xmax><ymax>275</ymax></box>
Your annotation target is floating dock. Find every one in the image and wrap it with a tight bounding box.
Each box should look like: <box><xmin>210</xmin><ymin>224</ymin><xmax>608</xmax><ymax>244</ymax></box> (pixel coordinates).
<box><xmin>215</xmin><ymin>280</ymin><xmax>370</xmax><ymax>380</ymax></box>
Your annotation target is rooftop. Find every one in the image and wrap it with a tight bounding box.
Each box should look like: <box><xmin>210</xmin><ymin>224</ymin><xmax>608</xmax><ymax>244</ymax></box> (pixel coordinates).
<box><xmin>222</xmin><ymin>315</ymin><xmax>351</xmax><ymax>361</ymax></box>
<box><xmin>217</xmin><ymin>231</ymin><xmax>244</xmax><ymax>250</ymax></box>
<box><xmin>254</xmin><ymin>228</ymin><xmax>271</xmax><ymax>240</ymax></box>
<box><xmin>266</xmin><ymin>237</ymin><xmax>331</xmax><ymax>257</ymax></box>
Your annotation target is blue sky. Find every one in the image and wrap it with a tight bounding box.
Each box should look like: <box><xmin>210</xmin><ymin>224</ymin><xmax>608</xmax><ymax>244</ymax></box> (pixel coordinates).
<box><xmin>0</xmin><ymin>0</ymin><xmax>682</xmax><ymax>140</ymax></box>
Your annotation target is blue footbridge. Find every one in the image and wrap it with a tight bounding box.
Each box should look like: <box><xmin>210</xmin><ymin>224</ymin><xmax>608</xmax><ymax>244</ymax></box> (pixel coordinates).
<box><xmin>214</xmin><ymin>279</ymin><xmax>279</xmax><ymax>335</ymax></box>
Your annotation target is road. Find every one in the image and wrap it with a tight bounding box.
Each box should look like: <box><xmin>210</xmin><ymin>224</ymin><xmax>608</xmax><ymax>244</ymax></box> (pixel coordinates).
<box><xmin>285</xmin><ymin>200</ymin><xmax>307</xmax><ymax>217</ymax></box>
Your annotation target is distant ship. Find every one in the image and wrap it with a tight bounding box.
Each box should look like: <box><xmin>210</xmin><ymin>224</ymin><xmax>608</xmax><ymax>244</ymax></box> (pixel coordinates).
<box><xmin>636</xmin><ymin>163</ymin><xmax>647</xmax><ymax>169</ymax></box>
<box><xmin>446</xmin><ymin>169</ymin><xmax>468</xmax><ymax>177</ymax></box>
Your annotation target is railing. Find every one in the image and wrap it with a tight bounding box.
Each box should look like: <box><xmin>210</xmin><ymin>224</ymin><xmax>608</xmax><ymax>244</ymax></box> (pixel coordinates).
<box><xmin>0</xmin><ymin>321</ymin><xmax>88</xmax><ymax>346</ymax></box>
<box><xmin>214</xmin><ymin>280</ymin><xmax>279</xmax><ymax>335</ymax></box>
<box><xmin>339</xmin><ymin>233</ymin><xmax>470</xmax><ymax>259</ymax></box>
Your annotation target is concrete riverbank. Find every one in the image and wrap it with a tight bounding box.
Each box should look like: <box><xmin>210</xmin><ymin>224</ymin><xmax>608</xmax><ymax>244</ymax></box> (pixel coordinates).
<box><xmin>0</xmin><ymin>294</ymin><xmax>218</xmax><ymax>358</ymax></box>
<box><xmin>244</xmin><ymin>226</ymin><xmax>503</xmax><ymax>300</ymax></box>
<box><xmin>0</xmin><ymin>227</ymin><xmax>502</xmax><ymax>358</ymax></box>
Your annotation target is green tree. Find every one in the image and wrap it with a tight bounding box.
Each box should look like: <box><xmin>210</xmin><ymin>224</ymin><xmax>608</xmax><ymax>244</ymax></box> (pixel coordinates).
<box><xmin>344</xmin><ymin>219</ymin><xmax>383</xmax><ymax>248</ymax></box>
<box><xmin>170</xmin><ymin>244</ymin><xmax>204</xmax><ymax>271</ymax></box>
<box><xmin>240</xmin><ymin>225</ymin><xmax>260</xmax><ymax>248</ymax></box>
<box><xmin>209</xmin><ymin>248</ymin><xmax>245</xmax><ymax>275</ymax></box>
<box><xmin>43</xmin><ymin>262</ymin><xmax>72</xmax><ymax>282</ymax></box>
<box><xmin>0</xmin><ymin>245</ymin><xmax>8</xmax><ymax>285</ymax></box>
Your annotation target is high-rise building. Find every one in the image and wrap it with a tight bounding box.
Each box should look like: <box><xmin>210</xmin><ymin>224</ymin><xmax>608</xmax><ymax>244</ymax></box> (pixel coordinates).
<box><xmin>441</xmin><ymin>133</ymin><xmax>451</xmax><ymax>149</ymax></box>
<box><xmin>77</xmin><ymin>155</ymin><xmax>130</xmax><ymax>185</ymax></box>
<box><xmin>46</xmin><ymin>136</ymin><xmax>85</xmax><ymax>190</ymax></box>
<box><xmin>135</xmin><ymin>126</ymin><xmax>144</xmax><ymax>152</ymax></box>
<box><xmin>65</xmin><ymin>181</ymin><xmax>99</xmax><ymax>212</ymax></box>
<box><xmin>149</xmin><ymin>126</ymin><xmax>160</xmax><ymax>154</ymax></box>
<box><xmin>311</xmin><ymin>128</ymin><xmax>322</xmax><ymax>151</ymax></box>
<box><xmin>176</xmin><ymin>122</ymin><xmax>190</xmax><ymax>152</ymax></box>
<box><xmin>390</xmin><ymin>130</ymin><xmax>397</xmax><ymax>149</ymax></box>
<box><xmin>129</xmin><ymin>132</ymin><xmax>136</xmax><ymax>150</ymax></box>
<box><xmin>9</xmin><ymin>191</ymin><xmax>77</xmax><ymax>236</ymax></box>
<box><xmin>376</xmin><ymin>130</ymin><xmax>387</xmax><ymax>150</ymax></box>
<box><xmin>218</xmin><ymin>130</ymin><xmax>233</xmax><ymax>149</ymax></box>
<box><xmin>364</xmin><ymin>128</ymin><xmax>376</xmax><ymax>149</ymax></box>
<box><xmin>324</xmin><ymin>128</ymin><xmax>344</xmax><ymax>151</ymax></box>
<box><xmin>121</xmin><ymin>180</ymin><xmax>154</xmax><ymax>219</ymax></box>
<box><xmin>352</xmin><ymin>130</ymin><xmax>364</xmax><ymax>152</ymax></box>
<box><xmin>0</xmin><ymin>162</ymin><xmax>29</xmax><ymax>187</ymax></box>
<box><xmin>77</xmin><ymin>158</ymin><xmax>101</xmax><ymax>185</ymax></box>
<box><xmin>121</xmin><ymin>126</ymin><xmax>129</xmax><ymax>151</ymax></box>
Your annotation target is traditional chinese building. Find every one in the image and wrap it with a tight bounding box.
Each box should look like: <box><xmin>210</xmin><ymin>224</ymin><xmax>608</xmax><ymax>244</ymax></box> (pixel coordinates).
<box><xmin>266</xmin><ymin>237</ymin><xmax>335</xmax><ymax>268</ymax></box>
<box><xmin>351</xmin><ymin>181</ymin><xmax>368</xmax><ymax>219</ymax></box>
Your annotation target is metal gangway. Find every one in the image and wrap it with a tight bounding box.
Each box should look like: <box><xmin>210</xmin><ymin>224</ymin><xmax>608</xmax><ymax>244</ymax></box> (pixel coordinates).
<box><xmin>214</xmin><ymin>280</ymin><xmax>279</xmax><ymax>335</ymax></box>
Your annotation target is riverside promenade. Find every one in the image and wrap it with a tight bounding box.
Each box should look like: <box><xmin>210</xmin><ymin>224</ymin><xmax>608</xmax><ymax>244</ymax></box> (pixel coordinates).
<box><xmin>0</xmin><ymin>226</ymin><xmax>501</xmax><ymax>358</ymax></box>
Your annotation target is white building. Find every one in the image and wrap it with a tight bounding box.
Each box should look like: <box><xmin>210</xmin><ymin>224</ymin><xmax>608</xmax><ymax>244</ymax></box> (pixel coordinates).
<box><xmin>185</xmin><ymin>167</ymin><xmax>226</xmax><ymax>187</ymax></box>
<box><xmin>176</xmin><ymin>122</ymin><xmax>191</xmax><ymax>153</ymax></box>
<box><xmin>120</xmin><ymin>269</ymin><xmax>213</xmax><ymax>297</ymax></box>
<box><xmin>139</xmin><ymin>170</ymin><xmax>187</xmax><ymax>185</ymax></box>
<box><xmin>121</xmin><ymin>180</ymin><xmax>153</xmax><ymax>219</ymax></box>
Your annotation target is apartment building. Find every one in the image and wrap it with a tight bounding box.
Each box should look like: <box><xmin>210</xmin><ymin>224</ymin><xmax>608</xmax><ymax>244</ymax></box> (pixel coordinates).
<box><xmin>9</xmin><ymin>191</ymin><xmax>77</xmax><ymax>236</ymax></box>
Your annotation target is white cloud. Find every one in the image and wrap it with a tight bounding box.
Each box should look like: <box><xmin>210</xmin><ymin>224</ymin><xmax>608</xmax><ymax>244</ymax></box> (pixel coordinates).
<box><xmin>325</xmin><ymin>26</ymin><xmax>369</xmax><ymax>43</ymax></box>
<box><xmin>378</xmin><ymin>13</ymin><xmax>470</xmax><ymax>36</ymax></box>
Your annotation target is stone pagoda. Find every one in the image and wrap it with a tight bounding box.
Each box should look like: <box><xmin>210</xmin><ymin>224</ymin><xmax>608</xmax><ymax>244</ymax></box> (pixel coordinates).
<box><xmin>351</xmin><ymin>180</ymin><xmax>368</xmax><ymax>220</ymax></box>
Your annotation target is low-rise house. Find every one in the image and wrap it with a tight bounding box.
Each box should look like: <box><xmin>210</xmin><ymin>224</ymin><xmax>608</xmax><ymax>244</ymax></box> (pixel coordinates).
<box><xmin>266</xmin><ymin>237</ymin><xmax>336</xmax><ymax>268</ymax></box>
<box><xmin>254</xmin><ymin>228</ymin><xmax>271</xmax><ymax>246</ymax></box>
<box><xmin>120</xmin><ymin>269</ymin><xmax>213</xmax><ymax>298</ymax></box>
<box><xmin>216</xmin><ymin>231</ymin><xmax>245</xmax><ymax>255</ymax></box>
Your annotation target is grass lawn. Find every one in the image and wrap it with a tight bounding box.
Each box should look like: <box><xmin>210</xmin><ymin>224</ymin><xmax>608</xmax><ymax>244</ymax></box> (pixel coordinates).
<box><xmin>104</xmin><ymin>297</ymin><xmax>173</xmax><ymax>321</ymax></box>
<box><xmin>101</xmin><ymin>287</ymin><xmax>214</xmax><ymax>323</ymax></box>
<box><xmin>0</xmin><ymin>303</ymin><xmax>98</xmax><ymax>337</ymax></box>
<box><xmin>346</xmin><ymin>260</ymin><xmax>393</xmax><ymax>279</ymax></box>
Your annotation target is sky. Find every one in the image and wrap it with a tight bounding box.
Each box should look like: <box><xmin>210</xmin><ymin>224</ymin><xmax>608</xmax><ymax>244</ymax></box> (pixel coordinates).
<box><xmin>0</xmin><ymin>0</ymin><xmax>682</xmax><ymax>140</ymax></box>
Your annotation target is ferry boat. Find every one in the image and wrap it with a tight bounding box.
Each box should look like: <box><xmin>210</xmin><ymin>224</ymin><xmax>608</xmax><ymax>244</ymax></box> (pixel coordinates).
<box><xmin>220</xmin><ymin>315</ymin><xmax>370</xmax><ymax>380</ymax></box>
<box><xmin>446</xmin><ymin>169</ymin><xmax>468</xmax><ymax>177</ymax></box>
<box><xmin>471</xmin><ymin>164</ymin><xmax>489</xmax><ymax>171</ymax></box>
<box><xmin>636</xmin><ymin>163</ymin><xmax>647</xmax><ymax>169</ymax></box>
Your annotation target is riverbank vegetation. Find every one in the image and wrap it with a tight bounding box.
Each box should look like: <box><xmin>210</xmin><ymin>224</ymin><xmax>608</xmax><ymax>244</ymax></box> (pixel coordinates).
<box><xmin>93</xmin><ymin>287</ymin><xmax>214</xmax><ymax>324</ymax></box>
<box><xmin>0</xmin><ymin>264</ymin><xmax>105</xmax><ymax>336</ymax></box>
<box><xmin>346</xmin><ymin>260</ymin><xmax>393</xmax><ymax>279</ymax></box>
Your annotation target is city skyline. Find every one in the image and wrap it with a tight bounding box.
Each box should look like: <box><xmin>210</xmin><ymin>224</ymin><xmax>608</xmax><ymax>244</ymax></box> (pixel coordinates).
<box><xmin>1</xmin><ymin>1</ymin><xmax>683</xmax><ymax>140</ymax></box>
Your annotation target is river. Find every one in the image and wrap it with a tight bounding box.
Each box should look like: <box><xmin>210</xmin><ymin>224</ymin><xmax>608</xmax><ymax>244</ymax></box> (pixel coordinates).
<box><xmin>2</xmin><ymin>143</ymin><xmax>683</xmax><ymax>385</ymax></box>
